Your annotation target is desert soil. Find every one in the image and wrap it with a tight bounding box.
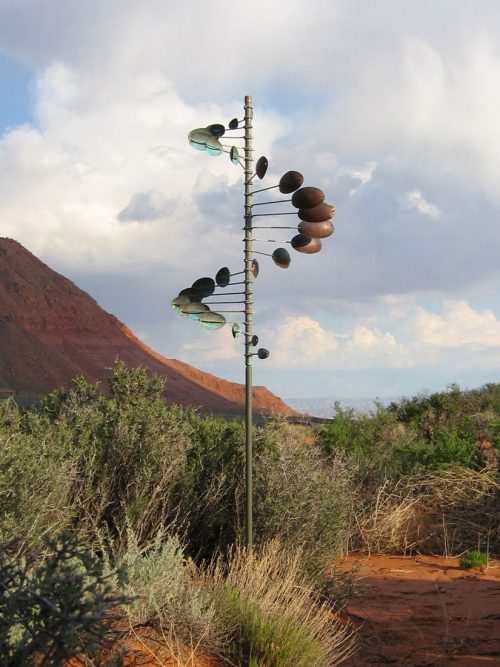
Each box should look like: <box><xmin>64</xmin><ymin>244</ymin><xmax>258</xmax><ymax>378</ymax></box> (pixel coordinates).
<box><xmin>68</xmin><ymin>554</ymin><xmax>499</xmax><ymax>666</ymax></box>
<box><xmin>338</xmin><ymin>553</ymin><xmax>500</xmax><ymax>666</ymax></box>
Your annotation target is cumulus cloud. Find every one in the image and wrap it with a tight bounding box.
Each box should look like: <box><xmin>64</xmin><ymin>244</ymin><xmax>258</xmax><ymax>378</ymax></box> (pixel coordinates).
<box><xmin>414</xmin><ymin>301</ymin><xmax>500</xmax><ymax>349</ymax></box>
<box><xmin>0</xmin><ymin>0</ymin><xmax>499</xmax><ymax>399</ymax></box>
<box><xmin>268</xmin><ymin>316</ymin><xmax>413</xmax><ymax>370</ymax></box>
<box><xmin>257</xmin><ymin>299</ymin><xmax>500</xmax><ymax>376</ymax></box>
<box><xmin>118</xmin><ymin>190</ymin><xmax>176</xmax><ymax>223</ymax></box>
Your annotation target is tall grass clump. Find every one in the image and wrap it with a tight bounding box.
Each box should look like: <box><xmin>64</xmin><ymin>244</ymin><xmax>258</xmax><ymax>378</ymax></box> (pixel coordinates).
<box><xmin>459</xmin><ymin>549</ymin><xmax>489</xmax><ymax>570</ymax></box>
<box><xmin>351</xmin><ymin>464</ymin><xmax>500</xmax><ymax>555</ymax></box>
<box><xmin>206</xmin><ymin>541</ymin><xmax>355</xmax><ymax>667</ymax></box>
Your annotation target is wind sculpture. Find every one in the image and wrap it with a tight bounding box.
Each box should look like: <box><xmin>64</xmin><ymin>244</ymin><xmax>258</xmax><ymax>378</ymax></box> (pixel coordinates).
<box><xmin>171</xmin><ymin>96</ymin><xmax>335</xmax><ymax>549</ymax></box>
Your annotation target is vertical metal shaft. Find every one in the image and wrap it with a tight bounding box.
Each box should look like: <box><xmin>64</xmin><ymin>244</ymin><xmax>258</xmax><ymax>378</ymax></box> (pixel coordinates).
<box><xmin>243</xmin><ymin>95</ymin><xmax>253</xmax><ymax>550</ymax></box>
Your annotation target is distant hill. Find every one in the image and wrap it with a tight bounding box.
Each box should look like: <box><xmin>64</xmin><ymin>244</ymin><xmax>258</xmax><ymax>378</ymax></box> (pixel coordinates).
<box><xmin>0</xmin><ymin>238</ymin><xmax>297</xmax><ymax>416</ymax></box>
<box><xmin>286</xmin><ymin>396</ymin><xmax>401</xmax><ymax>419</ymax></box>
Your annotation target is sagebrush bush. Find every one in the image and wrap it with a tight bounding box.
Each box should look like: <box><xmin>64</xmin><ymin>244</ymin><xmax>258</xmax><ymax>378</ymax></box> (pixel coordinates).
<box><xmin>0</xmin><ymin>363</ymin><xmax>354</xmax><ymax>571</ymax></box>
<box><xmin>103</xmin><ymin>527</ymin><xmax>221</xmax><ymax>654</ymax></box>
<box><xmin>0</xmin><ymin>402</ymin><xmax>76</xmax><ymax>549</ymax></box>
<box><xmin>254</xmin><ymin>440</ymin><xmax>354</xmax><ymax>572</ymax></box>
<box><xmin>176</xmin><ymin>413</ymin><xmax>354</xmax><ymax>568</ymax></box>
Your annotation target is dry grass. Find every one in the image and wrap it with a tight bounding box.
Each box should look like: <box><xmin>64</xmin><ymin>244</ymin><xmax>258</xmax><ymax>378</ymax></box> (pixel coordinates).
<box><xmin>204</xmin><ymin>540</ymin><xmax>356</xmax><ymax>667</ymax></box>
<box><xmin>353</xmin><ymin>465</ymin><xmax>500</xmax><ymax>555</ymax></box>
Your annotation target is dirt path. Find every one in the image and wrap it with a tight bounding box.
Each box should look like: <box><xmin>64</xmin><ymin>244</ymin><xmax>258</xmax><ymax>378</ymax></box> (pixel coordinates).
<box><xmin>338</xmin><ymin>554</ymin><xmax>500</xmax><ymax>666</ymax></box>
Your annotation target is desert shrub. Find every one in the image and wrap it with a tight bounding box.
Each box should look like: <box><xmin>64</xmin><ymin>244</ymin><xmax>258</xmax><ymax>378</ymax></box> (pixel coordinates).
<box><xmin>253</xmin><ymin>441</ymin><xmax>354</xmax><ymax>572</ymax></box>
<box><xmin>317</xmin><ymin>397</ymin><xmax>490</xmax><ymax>487</ymax></box>
<box><xmin>177</xmin><ymin>415</ymin><xmax>354</xmax><ymax>569</ymax></box>
<box><xmin>0</xmin><ymin>416</ymin><xmax>76</xmax><ymax>549</ymax></box>
<box><xmin>45</xmin><ymin>363</ymin><xmax>193</xmax><ymax>544</ymax></box>
<box><xmin>5</xmin><ymin>362</ymin><xmax>195</xmax><ymax>549</ymax></box>
<box><xmin>0</xmin><ymin>532</ymin><xmax>128</xmax><ymax>667</ymax></box>
<box><xmin>174</xmin><ymin>415</ymin><xmax>247</xmax><ymax>558</ymax></box>
<box><xmin>352</xmin><ymin>465</ymin><xmax>500</xmax><ymax>555</ymax></box>
<box><xmin>207</xmin><ymin>541</ymin><xmax>355</xmax><ymax>667</ymax></box>
<box><xmin>388</xmin><ymin>427</ymin><xmax>483</xmax><ymax>476</ymax></box>
<box><xmin>390</xmin><ymin>383</ymin><xmax>500</xmax><ymax>443</ymax></box>
<box><xmin>103</xmin><ymin>527</ymin><xmax>220</xmax><ymax>654</ymax></box>
<box><xmin>0</xmin><ymin>365</ymin><xmax>354</xmax><ymax>568</ymax></box>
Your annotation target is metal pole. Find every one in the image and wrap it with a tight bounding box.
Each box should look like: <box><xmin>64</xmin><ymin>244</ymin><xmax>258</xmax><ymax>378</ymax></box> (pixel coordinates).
<box><xmin>244</xmin><ymin>95</ymin><xmax>253</xmax><ymax>550</ymax></box>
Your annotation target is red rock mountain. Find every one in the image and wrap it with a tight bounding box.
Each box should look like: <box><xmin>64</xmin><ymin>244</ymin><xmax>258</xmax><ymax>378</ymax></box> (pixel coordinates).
<box><xmin>0</xmin><ymin>238</ymin><xmax>297</xmax><ymax>415</ymax></box>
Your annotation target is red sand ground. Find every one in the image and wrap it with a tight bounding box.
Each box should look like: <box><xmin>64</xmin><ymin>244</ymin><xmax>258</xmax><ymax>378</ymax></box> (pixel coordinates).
<box><xmin>67</xmin><ymin>554</ymin><xmax>499</xmax><ymax>666</ymax></box>
<box><xmin>339</xmin><ymin>553</ymin><xmax>500</xmax><ymax>666</ymax></box>
<box><xmin>67</xmin><ymin>637</ymin><xmax>222</xmax><ymax>666</ymax></box>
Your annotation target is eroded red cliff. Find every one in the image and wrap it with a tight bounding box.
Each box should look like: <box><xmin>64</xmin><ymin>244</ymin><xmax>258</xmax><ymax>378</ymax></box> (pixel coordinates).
<box><xmin>0</xmin><ymin>238</ymin><xmax>297</xmax><ymax>415</ymax></box>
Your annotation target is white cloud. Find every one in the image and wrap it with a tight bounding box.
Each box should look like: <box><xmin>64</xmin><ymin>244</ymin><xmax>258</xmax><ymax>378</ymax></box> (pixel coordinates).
<box><xmin>269</xmin><ymin>316</ymin><xmax>413</xmax><ymax>370</ymax></box>
<box><xmin>414</xmin><ymin>300</ymin><xmax>500</xmax><ymax>349</ymax></box>
<box><xmin>271</xmin><ymin>316</ymin><xmax>339</xmax><ymax>366</ymax></box>
<box><xmin>406</xmin><ymin>190</ymin><xmax>440</xmax><ymax>218</ymax></box>
<box><xmin>118</xmin><ymin>190</ymin><xmax>176</xmax><ymax>223</ymax></box>
<box><xmin>259</xmin><ymin>299</ymin><xmax>500</xmax><ymax>377</ymax></box>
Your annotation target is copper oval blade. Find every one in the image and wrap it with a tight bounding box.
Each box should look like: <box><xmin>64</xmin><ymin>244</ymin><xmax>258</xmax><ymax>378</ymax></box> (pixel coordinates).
<box><xmin>256</xmin><ymin>156</ymin><xmax>268</xmax><ymax>179</ymax></box>
<box><xmin>278</xmin><ymin>171</ymin><xmax>304</xmax><ymax>194</ymax></box>
<box><xmin>298</xmin><ymin>220</ymin><xmax>334</xmax><ymax>238</ymax></box>
<box><xmin>291</xmin><ymin>234</ymin><xmax>322</xmax><ymax>254</ymax></box>
<box><xmin>298</xmin><ymin>202</ymin><xmax>335</xmax><ymax>222</ymax></box>
<box><xmin>291</xmin><ymin>186</ymin><xmax>325</xmax><ymax>209</ymax></box>
<box><xmin>272</xmin><ymin>247</ymin><xmax>291</xmax><ymax>268</ymax></box>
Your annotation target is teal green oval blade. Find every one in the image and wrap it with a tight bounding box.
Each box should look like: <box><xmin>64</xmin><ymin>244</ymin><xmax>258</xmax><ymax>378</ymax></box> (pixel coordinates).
<box><xmin>188</xmin><ymin>128</ymin><xmax>211</xmax><ymax>151</ymax></box>
<box><xmin>181</xmin><ymin>302</ymin><xmax>209</xmax><ymax>320</ymax></box>
<box><xmin>200</xmin><ymin>312</ymin><xmax>226</xmax><ymax>329</ymax></box>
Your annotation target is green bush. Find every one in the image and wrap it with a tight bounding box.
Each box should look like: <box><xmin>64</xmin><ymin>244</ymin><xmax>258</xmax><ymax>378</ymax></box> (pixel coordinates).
<box><xmin>317</xmin><ymin>390</ymin><xmax>495</xmax><ymax>486</ymax></box>
<box><xmin>1</xmin><ymin>364</ymin><xmax>353</xmax><ymax>571</ymax></box>
<box><xmin>0</xmin><ymin>532</ymin><xmax>128</xmax><ymax>666</ymax></box>
<box><xmin>0</xmin><ymin>404</ymin><xmax>76</xmax><ymax>549</ymax></box>
<box><xmin>176</xmin><ymin>414</ymin><xmax>353</xmax><ymax>569</ymax></box>
<box><xmin>254</xmin><ymin>440</ymin><xmax>354</xmax><ymax>571</ymax></box>
<box><xmin>0</xmin><ymin>363</ymin><xmax>194</xmax><ymax>549</ymax></box>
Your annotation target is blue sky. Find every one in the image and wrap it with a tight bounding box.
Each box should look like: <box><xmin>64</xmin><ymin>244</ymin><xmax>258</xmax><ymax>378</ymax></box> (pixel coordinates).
<box><xmin>0</xmin><ymin>0</ymin><xmax>499</xmax><ymax>403</ymax></box>
<box><xmin>0</xmin><ymin>54</ymin><xmax>33</xmax><ymax>130</ymax></box>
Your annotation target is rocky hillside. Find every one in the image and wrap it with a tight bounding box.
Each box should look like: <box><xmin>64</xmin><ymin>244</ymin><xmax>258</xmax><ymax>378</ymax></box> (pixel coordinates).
<box><xmin>0</xmin><ymin>238</ymin><xmax>297</xmax><ymax>415</ymax></box>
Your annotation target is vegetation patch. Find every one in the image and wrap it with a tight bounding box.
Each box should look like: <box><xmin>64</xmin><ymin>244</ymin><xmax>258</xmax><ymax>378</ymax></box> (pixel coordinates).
<box><xmin>1</xmin><ymin>368</ymin><xmax>499</xmax><ymax>663</ymax></box>
<box><xmin>459</xmin><ymin>549</ymin><xmax>489</xmax><ymax>570</ymax></box>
